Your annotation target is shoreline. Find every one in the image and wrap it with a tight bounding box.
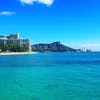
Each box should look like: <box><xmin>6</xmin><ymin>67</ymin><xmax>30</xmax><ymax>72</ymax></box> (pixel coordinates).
<box><xmin>0</xmin><ymin>52</ymin><xmax>38</xmax><ymax>55</ymax></box>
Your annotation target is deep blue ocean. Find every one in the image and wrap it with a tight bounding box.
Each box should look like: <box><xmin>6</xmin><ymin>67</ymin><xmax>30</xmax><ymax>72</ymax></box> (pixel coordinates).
<box><xmin>0</xmin><ymin>52</ymin><xmax>100</xmax><ymax>100</ymax></box>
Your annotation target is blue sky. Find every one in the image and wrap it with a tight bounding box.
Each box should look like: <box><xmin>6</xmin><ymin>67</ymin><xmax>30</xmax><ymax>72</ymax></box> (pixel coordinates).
<box><xmin>0</xmin><ymin>0</ymin><xmax>100</xmax><ymax>51</ymax></box>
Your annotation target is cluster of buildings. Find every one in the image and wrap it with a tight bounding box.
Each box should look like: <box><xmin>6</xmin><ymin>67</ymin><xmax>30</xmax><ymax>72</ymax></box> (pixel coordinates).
<box><xmin>0</xmin><ymin>33</ymin><xmax>31</xmax><ymax>52</ymax></box>
<box><xmin>78</xmin><ymin>48</ymin><xmax>91</xmax><ymax>52</ymax></box>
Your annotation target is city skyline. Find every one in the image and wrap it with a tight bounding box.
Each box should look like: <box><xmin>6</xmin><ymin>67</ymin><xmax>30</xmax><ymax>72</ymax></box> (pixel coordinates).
<box><xmin>0</xmin><ymin>0</ymin><xmax>100</xmax><ymax>51</ymax></box>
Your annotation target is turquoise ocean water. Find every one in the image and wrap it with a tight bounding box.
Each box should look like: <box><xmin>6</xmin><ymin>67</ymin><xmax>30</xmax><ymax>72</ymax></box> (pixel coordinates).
<box><xmin>0</xmin><ymin>52</ymin><xmax>100</xmax><ymax>100</ymax></box>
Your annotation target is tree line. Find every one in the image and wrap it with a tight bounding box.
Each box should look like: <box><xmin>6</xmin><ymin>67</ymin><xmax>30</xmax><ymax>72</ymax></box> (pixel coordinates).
<box><xmin>0</xmin><ymin>43</ymin><xmax>29</xmax><ymax>52</ymax></box>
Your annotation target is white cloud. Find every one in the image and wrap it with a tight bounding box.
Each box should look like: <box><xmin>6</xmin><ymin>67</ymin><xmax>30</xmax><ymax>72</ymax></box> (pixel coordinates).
<box><xmin>0</xmin><ymin>11</ymin><xmax>15</xmax><ymax>16</ymax></box>
<box><xmin>20</xmin><ymin>0</ymin><xmax>35</xmax><ymax>5</ymax></box>
<box><xmin>20</xmin><ymin>0</ymin><xmax>54</xmax><ymax>6</ymax></box>
<box><xmin>68</xmin><ymin>43</ymin><xmax>100</xmax><ymax>51</ymax></box>
<box><xmin>81</xmin><ymin>43</ymin><xmax>100</xmax><ymax>47</ymax></box>
<box><xmin>78</xmin><ymin>43</ymin><xmax>100</xmax><ymax>51</ymax></box>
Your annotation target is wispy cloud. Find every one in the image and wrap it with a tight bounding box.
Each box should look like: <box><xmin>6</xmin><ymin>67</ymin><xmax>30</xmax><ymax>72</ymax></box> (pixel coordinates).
<box><xmin>0</xmin><ymin>11</ymin><xmax>15</xmax><ymax>16</ymax></box>
<box><xmin>20</xmin><ymin>0</ymin><xmax>54</xmax><ymax>6</ymax></box>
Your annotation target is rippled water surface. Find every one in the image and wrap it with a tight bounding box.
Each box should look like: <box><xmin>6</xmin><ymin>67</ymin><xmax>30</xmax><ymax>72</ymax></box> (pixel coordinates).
<box><xmin>0</xmin><ymin>52</ymin><xmax>100</xmax><ymax>100</ymax></box>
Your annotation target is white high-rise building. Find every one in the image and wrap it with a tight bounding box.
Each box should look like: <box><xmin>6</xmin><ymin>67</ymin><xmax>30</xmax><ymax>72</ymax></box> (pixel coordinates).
<box><xmin>0</xmin><ymin>33</ymin><xmax>31</xmax><ymax>52</ymax></box>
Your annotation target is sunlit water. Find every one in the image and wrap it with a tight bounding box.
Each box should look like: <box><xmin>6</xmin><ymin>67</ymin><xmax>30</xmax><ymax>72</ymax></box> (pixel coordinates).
<box><xmin>0</xmin><ymin>52</ymin><xmax>100</xmax><ymax>100</ymax></box>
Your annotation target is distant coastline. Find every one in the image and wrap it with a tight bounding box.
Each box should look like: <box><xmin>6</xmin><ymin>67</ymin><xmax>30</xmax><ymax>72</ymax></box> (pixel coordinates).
<box><xmin>0</xmin><ymin>33</ymin><xmax>91</xmax><ymax>53</ymax></box>
<box><xmin>0</xmin><ymin>52</ymin><xmax>37</xmax><ymax>56</ymax></box>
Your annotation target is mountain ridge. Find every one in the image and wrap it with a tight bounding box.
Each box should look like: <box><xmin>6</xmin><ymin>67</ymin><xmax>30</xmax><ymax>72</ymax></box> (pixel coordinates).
<box><xmin>31</xmin><ymin>41</ymin><xmax>77</xmax><ymax>52</ymax></box>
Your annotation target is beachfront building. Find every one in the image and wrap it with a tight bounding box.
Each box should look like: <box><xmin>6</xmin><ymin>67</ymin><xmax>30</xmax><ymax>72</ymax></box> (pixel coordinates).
<box><xmin>0</xmin><ymin>33</ymin><xmax>31</xmax><ymax>52</ymax></box>
<box><xmin>79</xmin><ymin>48</ymin><xmax>91</xmax><ymax>52</ymax></box>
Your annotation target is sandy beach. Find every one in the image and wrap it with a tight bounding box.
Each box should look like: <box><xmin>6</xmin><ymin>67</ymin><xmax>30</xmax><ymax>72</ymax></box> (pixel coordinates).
<box><xmin>0</xmin><ymin>52</ymin><xmax>38</xmax><ymax>55</ymax></box>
